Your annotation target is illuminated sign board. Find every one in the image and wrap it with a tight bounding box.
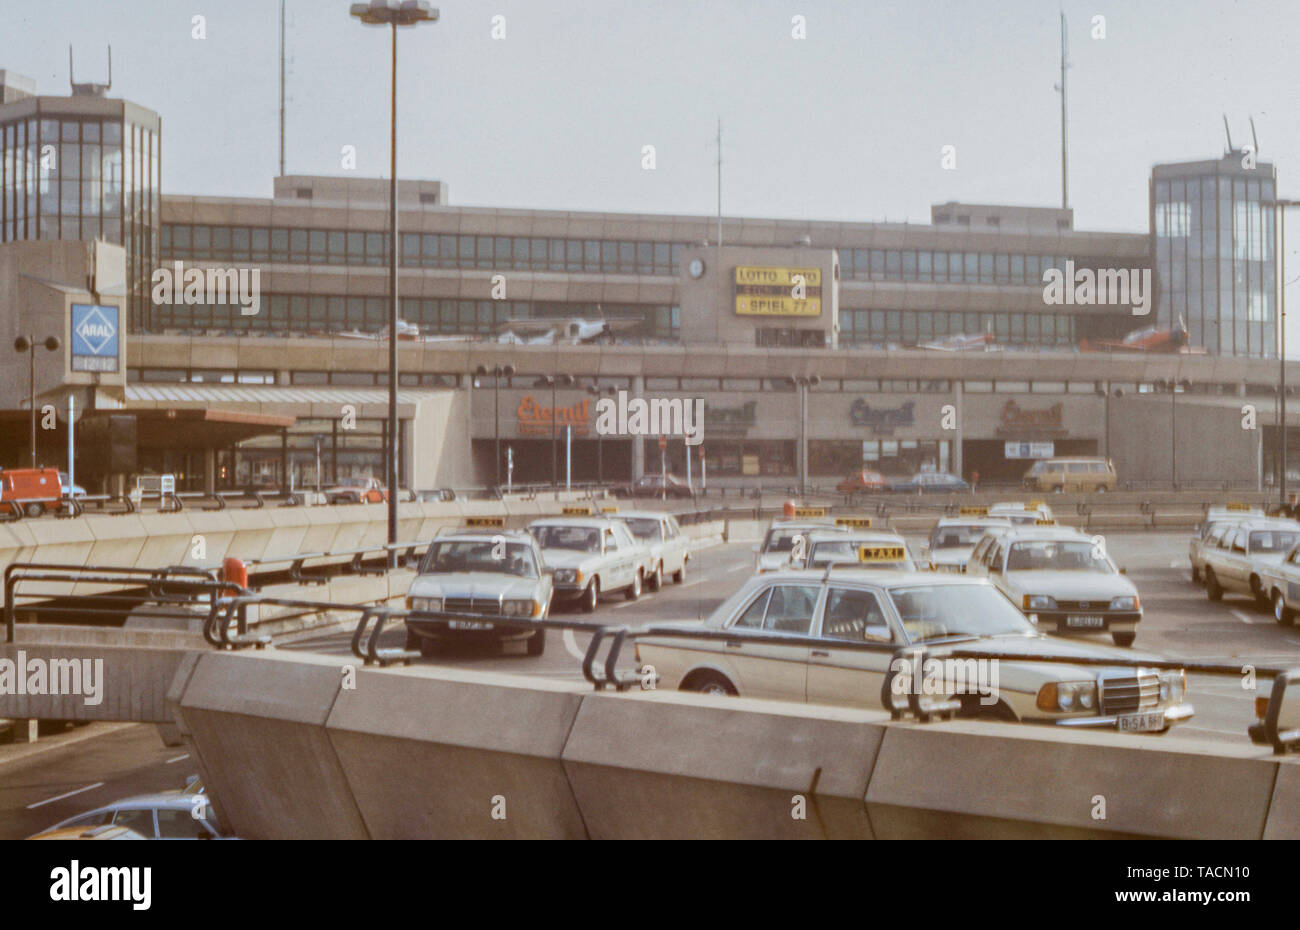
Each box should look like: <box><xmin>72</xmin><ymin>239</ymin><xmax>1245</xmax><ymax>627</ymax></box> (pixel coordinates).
<box><xmin>734</xmin><ymin>266</ymin><xmax>822</xmax><ymax>317</ymax></box>
<box><xmin>71</xmin><ymin>304</ymin><xmax>120</xmax><ymax>373</ymax></box>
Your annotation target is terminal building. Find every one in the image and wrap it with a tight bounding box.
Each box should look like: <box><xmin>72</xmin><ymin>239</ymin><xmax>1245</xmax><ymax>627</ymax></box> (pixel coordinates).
<box><xmin>0</xmin><ymin>68</ymin><xmax>1294</xmax><ymax>494</ymax></box>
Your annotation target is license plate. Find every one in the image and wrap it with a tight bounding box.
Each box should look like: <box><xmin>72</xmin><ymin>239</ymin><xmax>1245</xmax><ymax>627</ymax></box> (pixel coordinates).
<box><xmin>1117</xmin><ymin>712</ymin><xmax>1165</xmax><ymax>733</ymax></box>
<box><xmin>1066</xmin><ymin>615</ymin><xmax>1104</xmax><ymax>628</ymax></box>
<box><xmin>448</xmin><ymin>620</ymin><xmax>493</xmax><ymax>630</ymax></box>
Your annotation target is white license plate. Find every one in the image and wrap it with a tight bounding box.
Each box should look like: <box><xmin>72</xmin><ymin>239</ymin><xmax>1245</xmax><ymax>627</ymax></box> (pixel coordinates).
<box><xmin>1117</xmin><ymin>712</ymin><xmax>1165</xmax><ymax>733</ymax></box>
<box><xmin>1066</xmin><ymin>615</ymin><xmax>1104</xmax><ymax>628</ymax></box>
<box><xmin>448</xmin><ymin>620</ymin><xmax>494</xmax><ymax>630</ymax></box>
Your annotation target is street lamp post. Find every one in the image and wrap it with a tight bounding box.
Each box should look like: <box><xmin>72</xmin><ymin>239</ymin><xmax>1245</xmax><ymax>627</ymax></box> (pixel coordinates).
<box><xmin>13</xmin><ymin>336</ymin><xmax>61</xmax><ymax>468</ymax></box>
<box><xmin>350</xmin><ymin>0</ymin><xmax>439</xmax><ymax>568</ymax></box>
<box><xmin>587</xmin><ymin>381</ymin><xmax>617</xmax><ymax>484</ymax></box>
<box><xmin>476</xmin><ymin>363</ymin><xmax>515</xmax><ymax>489</ymax></box>
<box><xmin>535</xmin><ymin>374</ymin><xmax>574</xmax><ymax>490</ymax></box>
<box><xmin>788</xmin><ymin>374</ymin><xmax>821</xmax><ymax>496</ymax></box>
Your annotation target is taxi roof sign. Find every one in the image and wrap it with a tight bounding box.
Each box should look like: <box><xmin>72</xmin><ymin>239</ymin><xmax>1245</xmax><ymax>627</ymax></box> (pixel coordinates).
<box><xmin>600</xmin><ymin>505</ymin><xmax>618</xmax><ymax>513</ymax></box>
<box><xmin>959</xmin><ymin>506</ymin><xmax>989</xmax><ymax>516</ymax></box>
<box><xmin>464</xmin><ymin>516</ymin><xmax>506</xmax><ymax>529</ymax></box>
<box><xmin>1028</xmin><ymin>499</ymin><xmax>1046</xmax><ymax>508</ymax></box>
<box><xmin>835</xmin><ymin>516</ymin><xmax>872</xmax><ymax>528</ymax></box>
<box><xmin>562</xmin><ymin>505</ymin><xmax>593</xmax><ymax>515</ymax></box>
<box><xmin>793</xmin><ymin>507</ymin><xmax>828</xmax><ymax>518</ymax></box>
<box><xmin>1226</xmin><ymin>502</ymin><xmax>1252</xmax><ymax>511</ymax></box>
<box><xmin>1035</xmin><ymin>518</ymin><xmax>1056</xmax><ymax>526</ymax></box>
<box><xmin>859</xmin><ymin>545</ymin><xmax>907</xmax><ymax>562</ymax></box>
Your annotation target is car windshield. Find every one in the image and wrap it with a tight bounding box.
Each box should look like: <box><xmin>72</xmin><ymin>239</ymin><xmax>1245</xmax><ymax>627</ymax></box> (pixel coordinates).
<box><xmin>531</xmin><ymin>525</ymin><xmax>601</xmax><ymax>553</ymax></box>
<box><xmin>622</xmin><ymin>518</ymin><xmax>662</xmax><ymax>542</ymax></box>
<box><xmin>1250</xmin><ymin>530</ymin><xmax>1299</xmax><ymax>553</ymax></box>
<box><xmin>762</xmin><ymin>529</ymin><xmax>812</xmax><ymax>553</ymax></box>
<box><xmin>808</xmin><ymin>540</ymin><xmax>909</xmax><ymax>568</ymax></box>
<box><xmin>931</xmin><ymin>525</ymin><xmax>995</xmax><ymax>548</ymax></box>
<box><xmin>890</xmin><ymin>584</ymin><xmax>1035</xmax><ymax>642</ymax></box>
<box><xmin>420</xmin><ymin>541</ymin><xmax>538</xmax><ymax>577</ymax></box>
<box><xmin>1029</xmin><ymin>462</ymin><xmax>1047</xmax><ymax>474</ymax></box>
<box><xmin>338</xmin><ymin>477</ymin><xmax>370</xmax><ymax>488</ymax></box>
<box><xmin>1005</xmin><ymin>540</ymin><xmax>1112</xmax><ymax>573</ymax></box>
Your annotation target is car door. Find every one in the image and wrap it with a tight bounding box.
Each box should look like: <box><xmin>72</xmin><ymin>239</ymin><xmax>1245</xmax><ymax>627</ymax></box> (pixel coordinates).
<box><xmin>1282</xmin><ymin>546</ymin><xmax>1300</xmax><ymax>609</ymax></box>
<box><xmin>806</xmin><ymin>586</ymin><xmax>897</xmax><ymax>708</ymax></box>
<box><xmin>723</xmin><ymin>584</ymin><xmax>819</xmax><ymax>701</ymax></box>
<box><xmin>662</xmin><ymin>516</ymin><xmax>687</xmax><ymax>574</ymax></box>
<box><xmin>602</xmin><ymin>527</ymin><xmax>630</xmax><ymax>588</ymax></box>
<box><xmin>1224</xmin><ymin>529</ymin><xmax>1251</xmax><ymax>590</ymax></box>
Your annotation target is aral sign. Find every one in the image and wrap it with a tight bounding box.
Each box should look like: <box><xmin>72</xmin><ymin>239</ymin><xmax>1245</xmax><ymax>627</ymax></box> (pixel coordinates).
<box><xmin>70</xmin><ymin>303</ymin><xmax>119</xmax><ymax>373</ymax></box>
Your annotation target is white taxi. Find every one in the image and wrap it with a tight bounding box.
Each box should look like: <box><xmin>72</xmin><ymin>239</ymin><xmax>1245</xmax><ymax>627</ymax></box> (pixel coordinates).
<box><xmin>635</xmin><ymin>570</ymin><xmax>1192</xmax><ymax>732</ymax></box>
<box><xmin>1200</xmin><ymin>518</ymin><xmax>1300</xmax><ymax>607</ymax></box>
<box><xmin>988</xmin><ymin>501</ymin><xmax>1055</xmax><ymax>527</ymax></box>
<box><xmin>924</xmin><ymin>515</ymin><xmax>1013</xmax><ymax>572</ymax></box>
<box><xmin>528</xmin><ymin>516</ymin><xmax>653</xmax><ymax>612</ymax></box>
<box><xmin>966</xmin><ymin>525</ymin><xmax>1141</xmax><ymax>647</ymax></box>
<box><xmin>794</xmin><ymin>530</ymin><xmax>917</xmax><ymax>571</ymax></box>
<box><xmin>615</xmin><ymin>510</ymin><xmax>690</xmax><ymax>589</ymax></box>
<box><xmin>752</xmin><ymin>519</ymin><xmax>847</xmax><ymax>573</ymax></box>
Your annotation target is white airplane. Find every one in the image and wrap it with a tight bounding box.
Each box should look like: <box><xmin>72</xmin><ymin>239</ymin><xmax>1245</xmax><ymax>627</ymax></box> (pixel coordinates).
<box><xmin>334</xmin><ymin>319</ymin><xmax>476</xmax><ymax>343</ymax></box>
<box><xmin>917</xmin><ymin>332</ymin><xmax>999</xmax><ymax>352</ymax></box>
<box><xmin>493</xmin><ymin>317</ymin><xmax>641</xmax><ymax>346</ymax></box>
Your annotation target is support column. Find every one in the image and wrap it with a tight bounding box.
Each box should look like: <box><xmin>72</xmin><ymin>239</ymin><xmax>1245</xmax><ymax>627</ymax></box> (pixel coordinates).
<box><xmin>630</xmin><ymin>375</ymin><xmax>646</xmax><ymax>480</ymax></box>
<box><xmin>952</xmin><ymin>381</ymin><xmax>964</xmax><ymax>480</ymax></box>
<box><xmin>204</xmin><ymin>447</ymin><xmax>216</xmax><ymax>496</ymax></box>
<box><xmin>11</xmin><ymin>719</ymin><xmax>39</xmax><ymax>743</ymax></box>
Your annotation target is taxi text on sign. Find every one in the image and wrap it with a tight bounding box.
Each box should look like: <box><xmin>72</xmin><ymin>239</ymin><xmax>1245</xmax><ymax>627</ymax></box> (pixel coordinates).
<box><xmin>733</xmin><ymin>266</ymin><xmax>822</xmax><ymax>317</ymax></box>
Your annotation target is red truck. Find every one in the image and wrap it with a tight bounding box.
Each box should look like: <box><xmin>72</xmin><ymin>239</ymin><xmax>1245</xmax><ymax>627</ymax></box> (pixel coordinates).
<box><xmin>0</xmin><ymin>467</ymin><xmax>64</xmax><ymax>517</ymax></box>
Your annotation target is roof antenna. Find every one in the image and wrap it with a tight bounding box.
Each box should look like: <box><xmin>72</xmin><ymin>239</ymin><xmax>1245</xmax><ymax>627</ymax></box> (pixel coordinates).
<box><xmin>1250</xmin><ymin>115</ymin><xmax>1259</xmax><ymax>156</ymax></box>
<box><xmin>70</xmin><ymin>44</ymin><xmax>111</xmax><ymax>97</ymax></box>
<box><xmin>1222</xmin><ymin>114</ymin><xmax>1234</xmax><ymax>155</ymax></box>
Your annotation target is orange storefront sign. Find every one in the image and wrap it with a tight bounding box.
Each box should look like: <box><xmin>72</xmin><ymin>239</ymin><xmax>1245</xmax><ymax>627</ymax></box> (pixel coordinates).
<box><xmin>516</xmin><ymin>395</ymin><xmax>591</xmax><ymax>437</ymax></box>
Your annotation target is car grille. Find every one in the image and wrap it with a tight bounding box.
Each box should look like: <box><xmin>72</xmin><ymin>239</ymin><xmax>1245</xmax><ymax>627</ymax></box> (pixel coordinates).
<box><xmin>1099</xmin><ymin>671</ymin><xmax>1160</xmax><ymax>714</ymax></box>
<box><xmin>444</xmin><ymin>597</ymin><xmax>501</xmax><ymax>616</ymax></box>
<box><xmin>1055</xmin><ymin>600</ymin><xmax>1112</xmax><ymax>611</ymax></box>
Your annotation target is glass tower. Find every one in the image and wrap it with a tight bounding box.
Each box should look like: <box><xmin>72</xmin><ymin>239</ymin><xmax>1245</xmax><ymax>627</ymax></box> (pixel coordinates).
<box><xmin>0</xmin><ymin>94</ymin><xmax>160</xmax><ymax>332</ymax></box>
<box><xmin>1151</xmin><ymin>155</ymin><xmax>1277</xmax><ymax>357</ymax></box>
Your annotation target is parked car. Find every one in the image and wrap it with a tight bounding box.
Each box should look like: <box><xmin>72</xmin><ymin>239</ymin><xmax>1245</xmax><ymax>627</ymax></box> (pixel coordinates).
<box><xmin>923</xmin><ymin>516</ymin><xmax>1013</xmax><ymax>572</ymax></box>
<box><xmin>404</xmin><ymin>528</ymin><xmax>553</xmax><ymax>656</ymax></box>
<box><xmin>617</xmin><ymin>474</ymin><xmax>693</xmax><ymax>499</ymax></box>
<box><xmin>34</xmin><ymin>790</ymin><xmax>227</xmax><ymax>839</ymax></box>
<box><xmin>889</xmin><ymin>471</ymin><xmax>969</xmax><ymax>494</ymax></box>
<box><xmin>795</xmin><ymin>530</ymin><xmax>917</xmax><ymax>571</ymax></box>
<box><xmin>58</xmin><ymin>471</ymin><xmax>87</xmax><ymax>498</ymax></box>
<box><xmin>988</xmin><ymin>501</ymin><xmax>1056</xmax><ymax>526</ymax></box>
<box><xmin>836</xmin><ymin>469</ymin><xmax>887</xmax><ymax>495</ymax></box>
<box><xmin>615</xmin><ymin>510</ymin><xmax>690</xmax><ymax>588</ymax></box>
<box><xmin>528</xmin><ymin>517</ymin><xmax>654</xmax><ymax>611</ymax></box>
<box><xmin>1189</xmin><ymin>506</ymin><xmax>1264</xmax><ymax>582</ymax></box>
<box><xmin>1255</xmin><ymin>539</ymin><xmax>1300</xmax><ymax>626</ymax></box>
<box><xmin>325</xmin><ymin>475</ymin><xmax>388</xmax><ymax>504</ymax></box>
<box><xmin>635</xmin><ymin>571</ymin><xmax>1192</xmax><ymax>733</ymax></box>
<box><xmin>1023</xmin><ymin>456</ymin><xmax>1117</xmax><ymax>493</ymax></box>
<box><xmin>966</xmin><ymin>525</ymin><xmax>1141</xmax><ymax>647</ymax></box>
<box><xmin>1200</xmin><ymin>518</ymin><xmax>1300</xmax><ymax>607</ymax></box>
<box><xmin>0</xmin><ymin>467</ymin><xmax>64</xmax><ymax>517</ymax></box>
<box><xmin>753</xmin><ymin>519</ymin><xmax>847</xmax><ymax>573</ymax></box>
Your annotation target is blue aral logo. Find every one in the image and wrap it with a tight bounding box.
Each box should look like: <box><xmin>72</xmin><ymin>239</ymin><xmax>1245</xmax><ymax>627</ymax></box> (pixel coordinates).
<box><xmin>75</xmin><ymin>306</ymin><xmax>115</xmax><ymax>354</ymax></box>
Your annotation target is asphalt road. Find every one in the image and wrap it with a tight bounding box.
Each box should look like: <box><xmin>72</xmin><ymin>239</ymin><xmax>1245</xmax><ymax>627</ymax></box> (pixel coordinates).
<box><xmin>3</xmin><ymin>529</ymin><xmax>1297</xmax><ymax>838</ymax></box>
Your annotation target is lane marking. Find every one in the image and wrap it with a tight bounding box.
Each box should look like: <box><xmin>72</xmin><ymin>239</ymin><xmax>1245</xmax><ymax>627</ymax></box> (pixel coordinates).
<box><xmin>27</xmin><ymin>782</ymin><xmax>105</xmax><ymax>810</ymax></box>
<box><xmin>166</xmin><ymin>753</ymin><xmax>191</xmax><ymax>764</ymax></box>
<box><xmin>1230</xmin><ymin>609</ymin><xmax>1270</xmax><ymax>625</ymax></box>
<box><xmin>562</xmin><ymin>628</ymin><xmax>586</xmax><ymax>661</ymax></box>
<box><xmin>725</xmin><ymin>564</ymin><xmax>748</xmax><ymax>573</ymax></box>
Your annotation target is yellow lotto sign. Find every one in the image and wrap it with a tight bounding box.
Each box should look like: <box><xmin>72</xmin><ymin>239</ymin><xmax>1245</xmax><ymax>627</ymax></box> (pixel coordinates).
<box><xmin>734</xmin><ymin>266</ymin><xmax>822</xmax><ymax>317</ymax></box>
<box><xmin>836</xmin><ymin>517</ymin><xmax>873</xmax><ymax>528</ymax></box>
<box><xmin>792</xmin><ymin>507</ymin><xmax>827</xmax><ymax>518</ymax></box>
<box><xmin>859</xmin><ymin>545</ymin><xmax>907</xmax><ymax>562</ymax></box>
<box><xmin>465</xmin><ymin>516</ymin><xmax>506</xmax><ymax>529</ymax></box>
<box><xmin>562</xmin><ymin>506</ymin><xmax>593</xmax><ymax>515</ymax></box>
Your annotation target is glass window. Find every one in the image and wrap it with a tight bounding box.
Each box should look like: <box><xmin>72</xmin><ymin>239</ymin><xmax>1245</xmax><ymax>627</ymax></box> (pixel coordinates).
<box><xmin>733</xmin><ymin>589</ymin><xmax>771</xmax><ymax>629</ymax></box>
<box><xmin>762</xmin><ymin>585</ymin><xmax>820</xmax><ymax>634</ymax></box>
<box><xmin>822</xmin><ymin>589</ymin><xmax>892</xmax><ymax>643</ymax></box>
<box><xmin>111</xmin><ymin>808</ymin><xmax>156</xmax><ymax>837</ymax></box>
<box><xmin>157</xmin><ymin>808</ymin><xmax>214</xmax><ymax>839</ymax></box>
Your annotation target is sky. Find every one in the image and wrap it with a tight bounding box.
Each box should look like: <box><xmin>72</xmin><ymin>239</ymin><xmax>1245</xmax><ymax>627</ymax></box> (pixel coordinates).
<box><xmin>4</xmin><ymin>0</ymin><xmax>1300</xmax><ymax>342</ymax></box>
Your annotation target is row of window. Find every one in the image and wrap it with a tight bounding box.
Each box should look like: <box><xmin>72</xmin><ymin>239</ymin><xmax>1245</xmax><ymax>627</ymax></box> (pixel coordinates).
<box><xmin>654</xmin><ymin>439</ymin><xmax>953</xmax><ymax>478</ymax></box>
<box><xmin>150</xmin><ymin>296</ymin><xmax>682</xmax><ymax>339</ymax></box>
<box><xmin>129</xmin><ymin>367</ymin><xmax>461</xmax><ymax>388</ymax></box>
<box><xmin>838</xmin><ymin>249</ymin><xmax>1132</xmax><ymax>287</ymax></box>
<box><xmin>839</xmin><ymin>308</ymin><xmax>1078</xmax><ymax>346</ymax></box>
<box><xmin>162</xmin><ymin>223</ymin><xmax>687</xmax><ymax>276</ymax></box>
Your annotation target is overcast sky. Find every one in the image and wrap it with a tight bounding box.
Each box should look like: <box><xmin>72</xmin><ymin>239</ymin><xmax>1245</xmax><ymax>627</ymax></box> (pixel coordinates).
<box><xmin>4</xmin><ymin>0</ymin><xmax>1300</xmax><ymax>342</ymax></box>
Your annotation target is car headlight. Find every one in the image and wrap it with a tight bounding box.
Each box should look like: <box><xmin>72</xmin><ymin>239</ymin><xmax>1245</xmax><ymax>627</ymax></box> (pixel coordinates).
<box><xmin>1037</xmin><ymin>680</ymin><xmax>1097</xmax><ymax>712</ymax></box>
<box><xmin>502</xmin><ymin>599</ymin><xmax>536</xmax><ymax>617</ymax></box>
<box><xmin>1109</xmin><ymin>595</ymin><xmax>1138</xmax><ymax>611</ymax></box>
<box><xmin>1024</xmin><ymin>594</ymin><xmax>1057</xmax><ymax>610</ymax></box>
<box><xmin>408</xmin><ymin>596</ymin><xmax>442</xmax><ymax>613</ymax></box>
<box><xmin>1159</xmin><ymin>670</ymin><xmax>1186</xmax><ymax>703</ymax></box>
<box><xmin>553</xmin><ymin>569</ymin><xmax>576</xmax><ymax>584</ymax></box>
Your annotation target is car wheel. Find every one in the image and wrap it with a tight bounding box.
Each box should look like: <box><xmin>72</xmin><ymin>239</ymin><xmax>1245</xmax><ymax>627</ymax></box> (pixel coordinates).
<box><xmin>23</xmin><ymin>502</ymin><xmax>43</xmax><ymax>518</ymax></box>
<box><xmin>1191</xmin><ymin>564</ymin><xmax>1200</xmax><ymax>583</ymax></box>
<box><xmin>526</xmin><ymin>628</ymin><xmax>547</xmax><ymax>656</ymax></box>
<box><xmin>418</xmin><ymin>637</ymin><xmax>442</xmax><ymax>658</ymax></box>
<box><xmin>647</xmin><ymin>562</ymin><xmax>663</xmax><ymax>591</ymax></box>
<box><xmin>1275</xmin><ymin>591</ymin><xmax>1295</xmax><ymax>627</ymax></box>
<box><xmin>1205</xmin><ymin>569</ymin><xmax>1223</xmax><ymax>602</ymax></box>
<box><xmin>581</xmin><ymin>578</ymin><xmax>600</xmax><ymax>613</ymax></box>
<box><xmin>673</xmin><ymin>558</ymin><xmax>687</xmax><ymax>584</ymax></box>
<box><xmin>684</xmin><ymin>672</ymin><xmax>736</xmax><ymax>696</ymax></box>
<box><xmin>1250</xmin><ymin>575</ymin><xmax>1270</xmax><ymax>608</ymax></box>
<box><xmin>625</xmin><ymin>570</ymin><xmax>642</xmax><ymax>601</ymax></box>
<box><xmin>1112</xmin><ymin>631</ymin><xmax>1137</xmax><ymax>647</ymax></box>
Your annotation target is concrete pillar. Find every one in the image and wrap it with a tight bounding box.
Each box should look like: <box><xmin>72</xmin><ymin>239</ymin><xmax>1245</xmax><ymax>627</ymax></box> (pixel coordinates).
<box><xmin>631</xmin><ymin>375</ymin><xmax>646</xmax><ymax>480</ymax></box>
<box><xmin>204</xmin><ymin>447</ymin><xmax>216</xmax><ymax>496</ymax></box>
<box><xmin>952</xmin><ymin>381</ymin><xmax>964</xmax><ymax>480</ymax></box>
<box><xmin>10</xmin><ymin>719</ymin><xmax>39</xmax><ymax>743</ymax></box>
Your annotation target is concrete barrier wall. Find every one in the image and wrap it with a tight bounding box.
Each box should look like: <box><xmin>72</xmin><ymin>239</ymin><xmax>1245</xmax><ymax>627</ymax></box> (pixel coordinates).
<box><xmin>167</xmin><ymin>650</ymin><xmax>1300</xmax><ymax>840</ymax></box>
